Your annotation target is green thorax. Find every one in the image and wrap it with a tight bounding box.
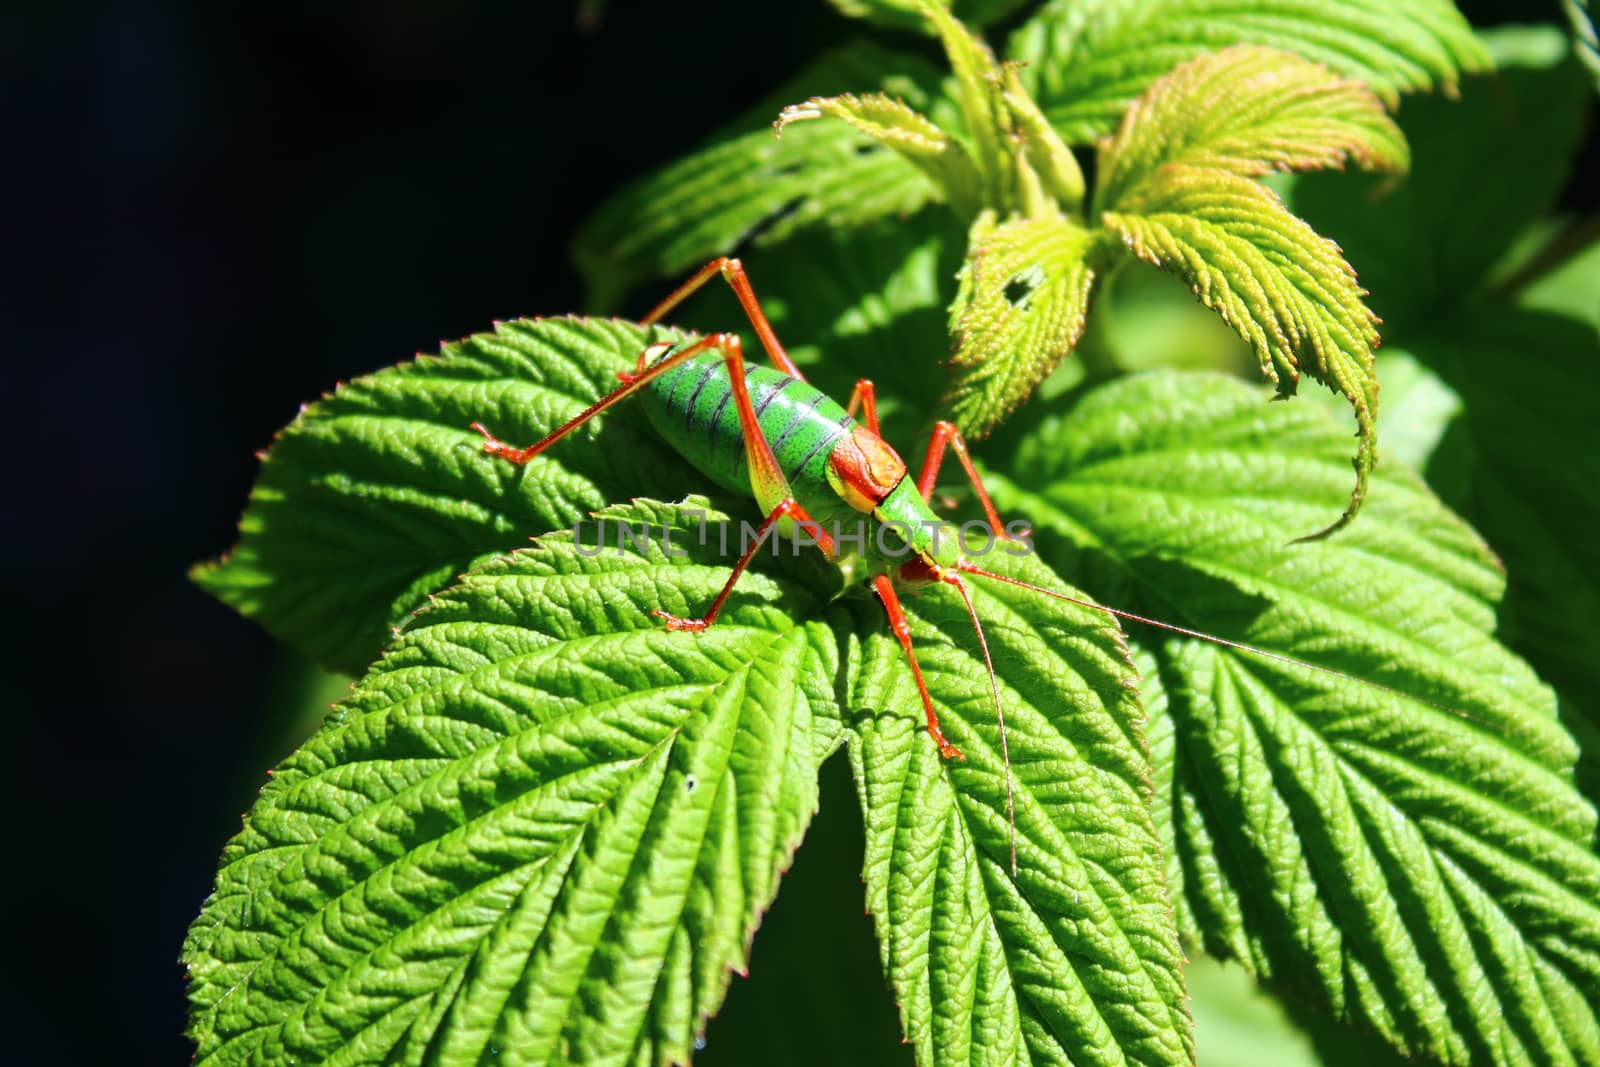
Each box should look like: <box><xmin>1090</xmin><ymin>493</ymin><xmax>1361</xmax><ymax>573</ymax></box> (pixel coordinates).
<box><xmin>872</xmin><ymin>477</ymin><xmax>962</xmax><ymax>571</ymax></box>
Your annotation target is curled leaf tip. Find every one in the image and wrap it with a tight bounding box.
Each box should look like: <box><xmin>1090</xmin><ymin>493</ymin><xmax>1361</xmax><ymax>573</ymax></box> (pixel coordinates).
<box><xmin>1290</xmin><ymin>431</ymin><xmax>1375</xmax><ymax>543</ymax></box>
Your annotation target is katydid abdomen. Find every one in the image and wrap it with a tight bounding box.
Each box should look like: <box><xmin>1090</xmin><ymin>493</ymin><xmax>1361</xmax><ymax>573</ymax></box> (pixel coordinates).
<box><xmin>642</xmin><ymin>349</ymin><xmax>863</xmax><ymax>537</ymax></box>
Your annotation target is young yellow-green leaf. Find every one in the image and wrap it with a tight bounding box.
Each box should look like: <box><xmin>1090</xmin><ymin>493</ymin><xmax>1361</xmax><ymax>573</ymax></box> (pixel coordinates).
<box><xmin>998</xmin><ymin>64</ymin><xmax>1087</xmax><ymax>211</ymax></box>
<box><xmin>1010</xmin><ymin>0</ymin><xmax>1490</xmax><ymax>143</ymax></box>
<box><xmin>1102</xmin><ymin>170</ymin><xmax>1378</xmax><ymax>539</ymax></box>
<box><xmin>1094</xmin><ymin>46</ymin><xmax>1409</xmax><ymax>211</ymax></box>
<box><xmin>572</xmin><ymin>41</ymin><xmax>948</xmax><ymax>308</ymax></box>
<box><xmin>943</xmin><ymin>213</ymin><xmax>1099</xmax><ymax>436</ymax></box>
<box><xmin>192</xmin><ymin>318</ymin><xmax>707</xmax><ymax>675</ymax></box>
<box><xmin>185</xmin><ymin>500</ymin><xmax>845</xmax><ymax>1067</ymax></box>
<box><xmin>775</xmin><ymin>7</ymin><xmax>1088</xmax><ymax>222</ymax></box>
<box><xmin>917</xmin><ymin>0</ymin><xmax>1014</xmax><ymax>206</ymax></box>
<box><xmin>775</xmin><ymin>92</ymin><xmax>983</xmax><ymax>215</ymax></box>
<box><xmin>989</xmin><ymin>372</ymin><xmax>1600</xmax><ymax>1066</ymax></box>
<box><xmin>843</xmin><ymin>547</ymin><xmax>1193</xmax><ymax>1067</ymax></box>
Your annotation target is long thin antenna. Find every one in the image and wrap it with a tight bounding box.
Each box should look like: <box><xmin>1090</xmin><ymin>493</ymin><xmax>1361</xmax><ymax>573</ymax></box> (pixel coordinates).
<box><xmin>949</xmin><ymin>574</ymin><xmax>1016</xmax><ymax>875</ymax></box>
<box><xmin>955</xmin><ymin>560</ymin><xmax>1475</xmax><ymax>725</ymax></box>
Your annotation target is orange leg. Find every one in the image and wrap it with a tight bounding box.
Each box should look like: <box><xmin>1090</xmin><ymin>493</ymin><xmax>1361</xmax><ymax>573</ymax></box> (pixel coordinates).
<box><xmin>874</xmin><ymin>574</ymin><xmax>964</xmax><ymax>760</ymax></box>
<box><xmin>641</xmin><ymin>257</ymin><xmax>805</xmax><ymax>380</ymax></box>
<box><xmin>915</xmin><ymin>420</ymin><xmax>1012</xmax><ymax>537</ymax></box>
<box><xmin>843</xmin><ymin>378</ymin><xmax>880</xmax><ymax>434</ymax></box>
<box><xmin>472</xmin><ymin>333</ymin><xmax>794</xmax><ymax>518</ymax></box>
<box><xmin>656</xmin><ymin>498</ymin><xmax>834</xmax><ymax>632</ymax></box>
<box><xmin>471</xmin><ymin>332</ymin><xmax>730</xmax><ymax>464</ymax></box>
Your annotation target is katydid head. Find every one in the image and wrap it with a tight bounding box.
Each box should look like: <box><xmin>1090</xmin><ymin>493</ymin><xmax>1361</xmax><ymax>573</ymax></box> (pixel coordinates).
<box><xmin>825</xmin><ymin>425</ymin><xmax>907</xmax><ymax>512</ymax></box>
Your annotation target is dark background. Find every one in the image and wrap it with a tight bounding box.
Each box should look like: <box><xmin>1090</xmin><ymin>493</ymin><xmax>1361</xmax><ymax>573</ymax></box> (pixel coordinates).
<box><xmin>2</xmin><ymin>2</ymin><xmax>1591</xmax><ymax>1064</ymax></box>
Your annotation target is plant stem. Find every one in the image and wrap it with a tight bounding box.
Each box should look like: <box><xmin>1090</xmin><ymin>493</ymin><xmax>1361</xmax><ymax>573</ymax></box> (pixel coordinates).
<box><xmin>1490</xmin><ymin>213</ymin><xmax>1600</xmax><ymax>299</ymax></box>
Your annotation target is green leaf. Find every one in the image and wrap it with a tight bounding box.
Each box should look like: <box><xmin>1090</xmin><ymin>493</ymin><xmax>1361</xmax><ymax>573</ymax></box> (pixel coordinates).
<box><xmin>1288</xmin><ymin>25</ymin><xmax>1592</xmax><ymax>331</ymax></box>
<box><xmin>191</xmin><ymin>502</ymin><xmax>1194</xmax><ymax>1063</ymax></box>
<box><xmin>943</xmin><ymin>213</ymin><xmax>1100</xmax><ymax>436</ymax></box>
<box><xmin>775</xmin><ymin>91</ymin><xmax>983</xmax><ymax>215</ymax></box>
<box><xmin>1094</xmin><ymin>45</ymin><xmax>1408</xmax><ymax>212</ymax></box>
<box><xmin>918</xmin><ymin>0</ymin><xmax>1015</xmax><ymax>207</ymax></box>
<box><xmin>192</xmin><ymin>311</ymin><xmax>1195</xmax><ymax>1063</ymax></box>
<box><xmin>1284</xmin><ymin>26</ymin><xmax>1600</xmax><ymax>798</ymax></box>
<box><xmin>192</xmin><ymin>317</ymin><xmax>706</xmax><ymax>674</ymax></box>
<box><xmin>1406</xmin><ymin>308</ymin><xmax>1600</xmax><ymax>804</ymax></box>
<box><xmin>186</xmin><ymin>499</ymin><xmax>845</xmax><ymax>1066</ymax></box>
<box><xmin>1010</xmin><ymin>0</ymin><xmax>1489</xmax><ymax>144</ymax></box>
<box><xmin>1367</xmin><ymin>350</ymin><xmax>1460</xmax><ymax>474</ymax></box>
<box><xmin>1512</xmin><ymin>231</ymin><xmax>1600</xmax><ymax>328</ymax></box>
<box><xmin>990</xmin><ymin>371</ymin><xmax>1600</xmax><ymax>1067</ymax></box>
<box><xmin>1183</xmin><ymin>954</ymin><xmax>1411</xmax><ymax>1067</ymax></box>
<box><xmin>844</xmin><ymin>546</ymin><xmax>1193</xmax><ymax>1066</ymax></box>
<box><xmin>828</xmin><ymin>0</ymin><xmax>1037</xmax><ymax>32</ymax></box>
<box><xmin>572</xmin><ymin>41</ymin><xmax>947</xmax><ymax>308</ymax></box>
<box><xmin>1101</xmin><ymin>171</ymin><xmax>1379</xmax><ymax>539</ymax></box>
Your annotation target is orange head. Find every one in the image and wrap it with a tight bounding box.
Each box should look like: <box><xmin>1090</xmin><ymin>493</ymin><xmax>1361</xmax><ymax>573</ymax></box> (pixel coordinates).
<box><xmin>825</xmin><ymin>425</ymin><xmax>907</xmax><ymax>512</ymax></box>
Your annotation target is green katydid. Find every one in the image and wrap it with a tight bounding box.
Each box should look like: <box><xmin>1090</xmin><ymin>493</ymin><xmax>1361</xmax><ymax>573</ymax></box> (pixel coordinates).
<box><xmin>470</xmin><ymin>257</ymin><xmax>1425</xmax><ymax>872</ymax></box>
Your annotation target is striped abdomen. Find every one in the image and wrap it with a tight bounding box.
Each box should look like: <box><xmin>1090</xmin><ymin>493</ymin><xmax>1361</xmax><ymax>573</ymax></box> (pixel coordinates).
<box><xmin>639</xmin><ymin>350</ymin><xmax>857</xmax><ymax>523</ymax></box>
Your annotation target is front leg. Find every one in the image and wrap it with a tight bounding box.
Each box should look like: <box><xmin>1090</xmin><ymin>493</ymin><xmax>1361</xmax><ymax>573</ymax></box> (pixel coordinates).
<box><xmin>915</xmin><ymin>420</ymin><xmax>1019</xmax><ymax>538</ymax></box>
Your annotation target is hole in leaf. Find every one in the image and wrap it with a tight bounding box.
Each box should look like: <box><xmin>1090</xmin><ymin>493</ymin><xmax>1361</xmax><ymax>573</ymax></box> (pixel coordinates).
<box><xmin>1004</xmin><ymin>273</ymin><xmax>1039</xmax><ymax>307</ymax></box>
